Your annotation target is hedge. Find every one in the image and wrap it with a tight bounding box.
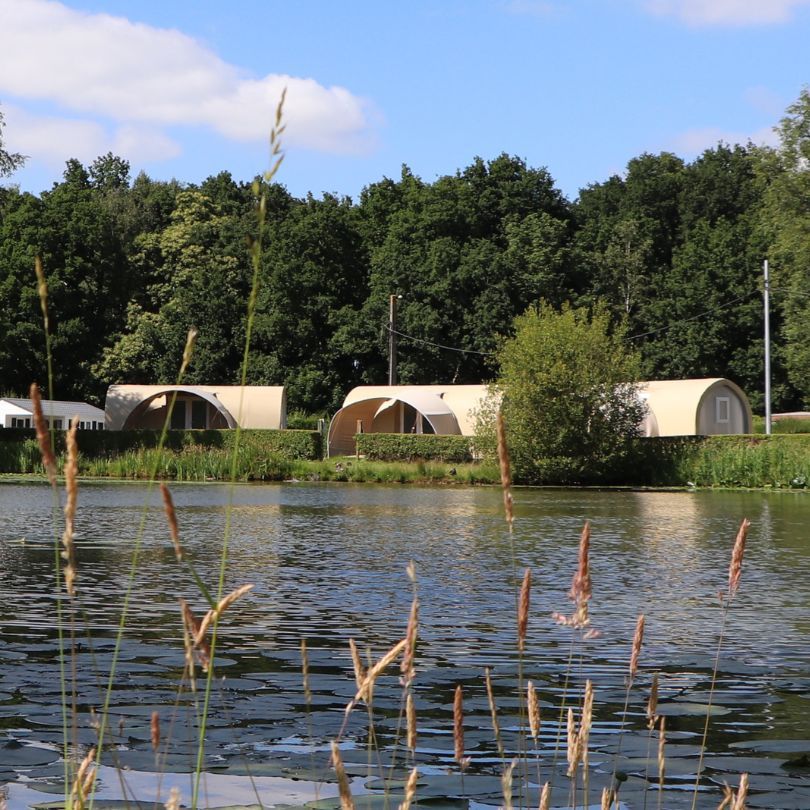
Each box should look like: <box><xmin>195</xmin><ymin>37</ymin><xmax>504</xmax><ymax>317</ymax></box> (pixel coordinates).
<box><xmin>355</xmin><ymin>432</ymin><xmax>474</xmax><ymax>463</ymax></box>
<box><xmin>0</xmin><ymin>427</ymin><xmax>323</xmax><ymax>474</ymax></box>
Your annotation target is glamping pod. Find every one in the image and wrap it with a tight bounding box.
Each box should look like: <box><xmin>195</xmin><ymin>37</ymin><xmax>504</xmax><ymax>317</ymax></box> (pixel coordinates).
<box><xmin>639</xmin><ymin>378</ymin><xmax>752</xmax><ymax>436</ymax></box>
<box><xmin>328</xmin><ymin>384</ymin><xmax>489</xmax><ymax>457</ymax></box>
<box><xmin>105</xmin><ymin>385</ymin><xmax>286</xmax><ymax>431</ymax></box>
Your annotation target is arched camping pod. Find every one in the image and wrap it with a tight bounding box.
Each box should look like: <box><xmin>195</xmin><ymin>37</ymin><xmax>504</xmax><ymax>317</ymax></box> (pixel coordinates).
<box><xmin>638</xmin><ymin>378</ymin><xmax>752</xmax><ymax>436</ymax></box>
<box><xmin>328</xmin><ymin>385</ymin><xmax>489</xmax><ymax>457</ymax></box>
<box><xmin>105</xmin><ymin>385</ymin><xmax>286</xmax><ymax>431</ymax></box>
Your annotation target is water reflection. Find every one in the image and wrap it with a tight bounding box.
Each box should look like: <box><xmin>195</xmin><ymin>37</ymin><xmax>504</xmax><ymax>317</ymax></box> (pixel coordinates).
<box><xmin>1</xmin><ymin>482</ymin><xmax>809</xmax><ymax>809</ymax></box>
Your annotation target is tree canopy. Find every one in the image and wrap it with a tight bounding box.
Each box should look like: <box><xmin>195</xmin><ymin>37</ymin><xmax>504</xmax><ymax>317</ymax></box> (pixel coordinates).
<box><xmin>1</xmin><ymin>90</ymin><xmax>809</xmax><ymax>414</ymax></box>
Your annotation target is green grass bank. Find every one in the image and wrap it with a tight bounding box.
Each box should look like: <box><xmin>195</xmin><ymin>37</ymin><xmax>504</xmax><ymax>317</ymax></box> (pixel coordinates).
<box><xmin>2</xmin><ymin>429</ymin><xmax>810</xmax><ymax>488</ymax></box>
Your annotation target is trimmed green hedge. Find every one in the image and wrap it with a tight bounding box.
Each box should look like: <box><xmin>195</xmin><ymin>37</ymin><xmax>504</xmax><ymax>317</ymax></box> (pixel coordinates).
<box><xmin>355</xmin><ymin>433</ymin><xmax>474</xmax><ymax>463</ymax></box>
<box><xmin>0</xmin><ymin>427</ymin><xmax>323</xmax><ymax>476</ymax></box>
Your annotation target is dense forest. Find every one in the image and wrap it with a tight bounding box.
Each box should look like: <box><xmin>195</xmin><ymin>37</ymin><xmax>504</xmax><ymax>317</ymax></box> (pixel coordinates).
<box><xmin>2</xmin><ymin>90</ymin><xmax>810</xmax><ymax>416</ymax></box>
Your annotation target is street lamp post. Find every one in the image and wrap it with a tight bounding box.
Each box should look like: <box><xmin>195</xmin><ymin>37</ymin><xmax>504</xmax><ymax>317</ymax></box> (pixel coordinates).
<box><xmin>764</xmin><ymin>259</ymin><xmax>772</xmax><ymax>436</ymax></box>
<box><xmin>388</xmin><ymin>294</ymin><xmax>402</xmax><ymax>386</ymax></box>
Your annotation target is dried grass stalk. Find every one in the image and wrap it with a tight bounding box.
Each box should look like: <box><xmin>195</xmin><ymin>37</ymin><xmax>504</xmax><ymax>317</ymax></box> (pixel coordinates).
<box><xmin>30</xmin><ymin>383</ymin><xmax>56</xmax><ymax>486</ymax></box>
<box><xmin>554</xmin><ymin>522</ymin><xmax>594</xmax><ymax>631</ymax></box>
<box><xmin>538</xmin><ymin>782</ymin><xmax>550</xmax><ymax>810</ymax></box>
<box><xmin>180</xmin><ymin>599</ymin><xmax>210</xmax><ymax>674</ymax></box>
<box><xmin>580</xmin><ymin>679</ymin><xmax>594</xmax><ymax>763</ymax></box>
<box><xmin>647</xmin><ymin>672</ymin><xmax>659</xmax><ymax>730</ymax></box>
<box><xmin>728</xmin><ymin>518</ymin><xmax>751</xmax><ymax>598</ymax></box>
<box><xmin>484</xmin><ymin>667</ymin><xmax>504</xmax><ymax>757</ymax></box>
<box><xmin>495</xmin><ymin>412</ymin><xmax>514</xmax><ymax>529</ymax></box>
<box><xmin>348</xmin><ymin>638</ymin><xmax>408</xmax><ymax>710</ymax></box>
<box><xmin>34</xmin><ymin>255</ymin><xmax>49</xmax><ymax>323</ymax></box>
<box><xmin>330</xmin><ymin>741</ymin><xmax>354</xmax><ymax>810</ymax></box>
<box><xmin>601</xmin><ymin>786</ymin><xmax>613</xmax><ymax>810</ymax></box>
<box><xmin>501</xmin><ymin>758</ymin><xmax>516</xmax><ymax>810</ymax></box>
<box><xmin>732</xmin><ymin>772</ymin><xmax>749</xmax><ymax>810</ymax></box>
<box><xmin>406</xmin><ymin>691</ymin><xmax>417</xmax><ymax>753</ymax></box>
<box><xmin>160</xmin><ymin>483</ymin><xmax>183</xmax><ymax>561</ymax></box>
<box><xmin>717</xmin><ymin>784</ymin><xmax>735</xmax><ymax>810</ymax></box>
<box><xmin>179</xmin><ymin>327</ymin><xmax>198</xmax><ymax>379</ymax></box>
<box><xmin>517</xmin><ymin>567</ymin><xmax>531</xmax><ymax>652</ymax></box>
<box><xmin>527</xmin><ymin>680</ymin><xmax>540</xmax><ymax>741</ymax></box>
<box><xmin>401</xmin><ymin>595</ymin><xmax>419</xmax><ymax>687</ymax></box>
<box><xmin>453</xmin><ymin>684</ymin><xmax>466</xmax><ymax>768</ymax></box>
<box><xmin>398</xmin><ymin>767</ymin><xmax>419</xmax><ymax>810</ymax></box>
<box><xmin>61</xmin><ymin>415</ymin><xmax>79</xmax><ymax>596</ymax></box>
<box><xmin>301</xmin><ymin>638</ymin><xmax>312</xmax><ymax>704</ymax></box>
<box><xmin>70</xmin><ymin>746</ymin><xmax>96</xmax><ymax>810</ymax></box>
<box><xmin>349</xmin><ymin>638</ymin><xmax>365</xmax><ymax>691</ymax></box>
<box><xmin>195</xmin><ymin>583</ymin><xmax>254</xmax><ymax>642</ymax></box>
<box><xmin>657</xmin><ymin>716</ymin><xmax>666</xmax><ymax>785</ymax></box>
<box><xmin>164</xmin><ymin>786</ymin><xmax>182</xmax><ymax>810</ymax></box>
<box><xmin>570</xmin><ymin>521</ymin><xmax>592</xmax><ymax>605</ymax></box>
<box><xmin>629</xmin><ymin>614</ymin><xmax>645</xmax><ymax>680</ymax></box>
<box><xmin>566</xmin><ymin>707</ymin><xmax>579</xmax><ymax>778</ymax></box>
<box><xmin>151</xmin><ymin>710</ymin><xmax>160</xmax><ymax>752</ymax></box>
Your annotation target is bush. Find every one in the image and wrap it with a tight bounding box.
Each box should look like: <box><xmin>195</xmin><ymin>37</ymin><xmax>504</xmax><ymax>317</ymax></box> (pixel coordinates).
<box><xmin>0</xmin><ymin>428</ymin><xmax>323</xmax><ymax>475</ymax></box>
<box><xmin>495</xmin><ymin>303</ymin><xmax>644</xmax><ymax>484</ymax></box>
<box><xmin>355</xmin><ymin>433</ymin><xmax>474</xmax><ymax>463</ymax></box>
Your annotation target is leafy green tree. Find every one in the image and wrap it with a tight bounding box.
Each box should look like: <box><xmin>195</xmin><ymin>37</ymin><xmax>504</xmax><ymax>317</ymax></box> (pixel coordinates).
<box><xmin>0</xmin><ymin>107</ymin><xmax>25</xmax><ymax>178</ymax></box>
<box><xmin>95</xmin><ymin>186</ymin><xmax>251</xmax><ymax>385</ymax></box>
<box><xmin>250</xmin><ymin>192</ymin><xmax>369</xmax><ymax>411</ymax></box>
<box><xmin>495</xmin><ymin>302</ymin><xmax>644</xmax><ymax>483</ymax></box>
<box><xmin>759</xmin><ymin>88</ymin><xmax>810</xmax><ymax>405</ymax></box>
<box><xmin>357</xmin><ymin>155</ymin><xmax>574</xmax><ymax>387</ymax></box>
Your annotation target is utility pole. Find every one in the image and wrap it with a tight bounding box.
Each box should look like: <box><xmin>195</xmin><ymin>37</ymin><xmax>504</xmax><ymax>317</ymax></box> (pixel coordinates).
<box><xmin>388</xmin><ymin>294</ymin><xmax>402</xmax><ymax>386</ymax></box>
<box><xmin>764</xmin><ymin>259</ymin><xmax>772</xmax><ymax>436</ymax></box>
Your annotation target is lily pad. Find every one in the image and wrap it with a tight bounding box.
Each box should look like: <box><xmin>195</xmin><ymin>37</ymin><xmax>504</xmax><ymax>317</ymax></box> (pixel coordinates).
<box><xmin>656</xmin><ymin>702</ymin><xmax>732</xmax><ymax>717</ymax></box>
<box><xmin>0</xmin><ymin>740</ymin><xmax>61</xmax><ymax>767</ymax></box>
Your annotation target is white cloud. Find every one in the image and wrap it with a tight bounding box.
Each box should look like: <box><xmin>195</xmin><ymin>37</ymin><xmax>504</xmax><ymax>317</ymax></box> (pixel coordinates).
<box><xmin>670</xmin><ymin>124</ymin><xmax>779</xmax><ymax>156</ymax></box>
<box><xmin>3</xmin><ymin>105</ymin><xmax>182</xmax><ymax>168</ymax></box>
<box><xmin>0</xmin><ymin>0</ymin><xmax>376</xmax><ymax>156</ymax></box>
<box><xmin>645</xmin><ymin>0</ymin><xmax>810</xmax><ymax>25</ymax></box>
<box><xmin>743</xmin><ymin>86</ymin><xmax>787</xmax><ymax>117</ymax></box>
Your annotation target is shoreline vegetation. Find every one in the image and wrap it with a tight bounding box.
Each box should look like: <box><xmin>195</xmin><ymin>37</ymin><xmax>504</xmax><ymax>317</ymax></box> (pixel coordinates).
<box><xmin>3</xmin><ymin>428</ymin><xmax>810</xmax><ymax>489</ymax></box>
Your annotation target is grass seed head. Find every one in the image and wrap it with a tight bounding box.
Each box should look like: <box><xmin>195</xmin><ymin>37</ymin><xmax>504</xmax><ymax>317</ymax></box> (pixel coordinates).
<box><xmin>527</xmin><ymin>680</ymin><xmax>540</xmax><ymax>741</ymax></box>
<box><xmin>629</xmin><ymin>614</ymin><xmax>645</xmax><ymax>680</ymax></box>
<box><xmin>495</xmin><ymin>412</ymin><xmax>514</xmax><ymax>529</ymax></box>
<box><xmin>30</xmin><ymin>383</ymin><xmax>56</xmax><ymax>486</ymax></box>
<box><xmin>539</xmin><ymin>782</ymin><xmax>550</xmax><ymax>810</ymax></box>
<box><xmin>330</xmin><ymin>741</ymin><xmax>354</xmax><ymax>810</ymax></box>
<box><xmin>398</xmin><ymin>767</ymin><xmax>419</xmax><ymax>810</ymax></box>
<box><xmin>517</xmin><ymin>567</ymin><xmax>531</xmax><ymax>652</ymax></box>
<box><xmin>406</xmin><ymin>691</ymin><xmax>417</xmax><ymax>753</ymax></box>
<box><xmin>160</xmin><ymin>483</ymin><xmax>183</xmax><ymax>561</ymax></box>
<box><xmin>454</xmin><ymin>684</ymin><xmax>466</xmax><ymax>768</ymax></box>
<box><xmin>728</xmin><ymin>518</ymin><xmax>751</xmax><ymax>598</ymax></box>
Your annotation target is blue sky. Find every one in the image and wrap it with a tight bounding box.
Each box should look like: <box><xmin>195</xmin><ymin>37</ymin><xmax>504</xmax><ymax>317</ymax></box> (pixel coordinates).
<box><xmin>1</xmin><ymin>0</ymin><xmax>808</xmax><ymax>201</ymax></box>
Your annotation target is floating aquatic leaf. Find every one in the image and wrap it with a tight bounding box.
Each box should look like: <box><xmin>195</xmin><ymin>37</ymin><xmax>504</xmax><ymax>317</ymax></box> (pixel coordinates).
<box><xmin>656</xmin><ymin>702</ymin><xmax>732</xmax><ymax>717</ymax></box>
<box><xmin>0</xmin><ymin>740</ymin><xmax>60</xmax><ymax>766</ymax></box>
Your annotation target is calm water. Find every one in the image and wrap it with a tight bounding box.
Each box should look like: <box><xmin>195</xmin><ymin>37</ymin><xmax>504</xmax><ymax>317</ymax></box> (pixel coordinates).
<box><xmin>0</xmin><ymin>481</ymin><xmax>809</xmax><ymax>809</ymax></box>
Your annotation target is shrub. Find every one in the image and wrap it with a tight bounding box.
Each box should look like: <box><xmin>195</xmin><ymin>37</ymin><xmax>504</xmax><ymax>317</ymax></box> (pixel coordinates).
<box><xmin>355</xmin><ymin>433</ymin><xmax>474</xmax><ymax>463</ymax></box>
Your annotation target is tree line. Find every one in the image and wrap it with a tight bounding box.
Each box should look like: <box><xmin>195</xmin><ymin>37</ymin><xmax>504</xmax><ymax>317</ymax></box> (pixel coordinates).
<box><xmin>2</xmin><ymin>90</ymin><xmax>810</xmax><ymax>415</ymax></box>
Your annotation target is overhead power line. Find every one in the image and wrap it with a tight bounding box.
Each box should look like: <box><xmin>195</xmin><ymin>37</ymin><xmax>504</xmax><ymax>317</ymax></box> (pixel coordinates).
<box><xmin>386</xmin><ymin>285</ymin><xmax>766</xmax><ymax>357</ymax></box>
<box><xmin>625</xmin><ymin>290</ymin><xmax>759</xmax><ymax>341</ymax></box>
<box><xmin>385</xmin><ymin>326</ymin><xmax>496</xmax><ymax>357</ymax></box>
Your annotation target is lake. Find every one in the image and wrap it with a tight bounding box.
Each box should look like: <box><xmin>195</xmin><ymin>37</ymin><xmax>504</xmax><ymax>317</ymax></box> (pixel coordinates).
<box><xmin>0</xmin><ymin>481</ymin><xmax>808</xmax><ymax>809</ymax></box>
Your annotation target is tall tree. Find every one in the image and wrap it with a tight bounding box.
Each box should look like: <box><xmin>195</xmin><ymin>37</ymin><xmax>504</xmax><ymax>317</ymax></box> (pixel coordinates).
<box><xmin>0</xmin><ymin>106</ymin><xmax>25</xmax><ymax>178</ymax></box>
